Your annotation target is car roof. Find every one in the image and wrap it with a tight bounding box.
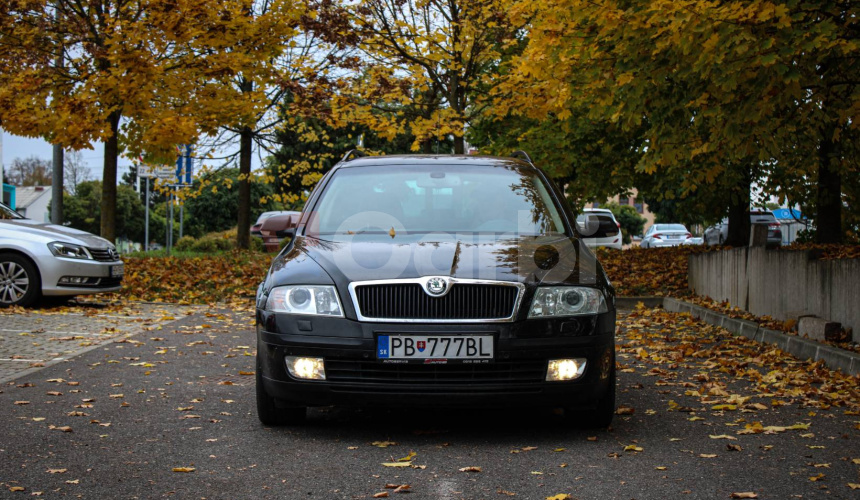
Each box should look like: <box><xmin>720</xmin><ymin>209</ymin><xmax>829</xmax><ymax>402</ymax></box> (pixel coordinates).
<box><xmin>581</xmin><ymin>208</ymin><xmax>612</xmax><ymax>213</ymax></box>
<box><xmin>335</xmin><ymin>154</ymin><xmax>532</xmax><ymax>170</ymax></box>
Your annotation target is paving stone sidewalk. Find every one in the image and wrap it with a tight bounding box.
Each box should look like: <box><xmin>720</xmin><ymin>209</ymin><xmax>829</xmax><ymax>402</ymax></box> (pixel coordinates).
<box><xmin>0</xmin><ymin>302</ymin><xmax>198</xmax><ymax>384</ymax></box>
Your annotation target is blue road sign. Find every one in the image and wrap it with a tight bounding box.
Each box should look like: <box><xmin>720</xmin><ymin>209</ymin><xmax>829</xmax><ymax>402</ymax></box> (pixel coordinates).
<box><xmin>772</xmin><ymin>208</ymin><xmax>804</xmax><ymax>220</ymax></box>
<box><xmin>176</xmin><ymin>144</ymin><xmax>194</xmax><ymax>185</ymax></box>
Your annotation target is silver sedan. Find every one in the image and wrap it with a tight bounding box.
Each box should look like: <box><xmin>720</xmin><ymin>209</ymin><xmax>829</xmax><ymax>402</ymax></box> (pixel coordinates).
<box><xmin>640</xmin><ymin>224</ymin><xmax>693</xmax><ymax>248</ymax></box>
<box><xmin>0</xmin><ymin>202</ymin><xmax>123</xmax><ymax>307</ymax></box>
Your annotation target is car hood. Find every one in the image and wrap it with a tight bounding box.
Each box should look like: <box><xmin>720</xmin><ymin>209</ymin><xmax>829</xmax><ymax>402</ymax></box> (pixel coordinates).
<box><xmin>284</xmin><ymin>234</ymin><xmax>603</xmax><ymax>286</ymax></box>
<box><xmin>0</xmin><ymin>219</ymin><xmax>113</xmax><ymax>248</ymax></box>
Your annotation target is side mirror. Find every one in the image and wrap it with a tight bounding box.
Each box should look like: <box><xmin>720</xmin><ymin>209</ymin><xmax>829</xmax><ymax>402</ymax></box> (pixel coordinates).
<box><xmin>260</xmin><ymin>213</ymin><xmax>300</xmax><ymax>252</ymax></box>
<box><xmin>576</xmin><ymin>214</ymin><xmax>620</xmax><ymax>239</ymax></box>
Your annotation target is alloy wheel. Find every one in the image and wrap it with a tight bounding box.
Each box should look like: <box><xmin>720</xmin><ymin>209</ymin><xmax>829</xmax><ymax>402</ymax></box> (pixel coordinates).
<box><xmin>0</xmin><ymin>261</ymin><xmax>30</xmax><ymax>305</ymax></box>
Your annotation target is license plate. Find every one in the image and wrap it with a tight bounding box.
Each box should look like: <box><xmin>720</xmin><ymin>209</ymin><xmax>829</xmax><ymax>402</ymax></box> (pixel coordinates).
<box><xmin>110</xmin><ymin>264</ymin><xmax>124</xmax><ymax>278</ymax></box>
<box><xmin>377</xmin><ymin>335</ymin><xmax>493</xmax><ymax>361</ymax></box>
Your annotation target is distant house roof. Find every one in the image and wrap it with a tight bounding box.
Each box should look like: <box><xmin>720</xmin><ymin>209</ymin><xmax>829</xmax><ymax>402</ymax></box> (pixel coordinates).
<box><xmin>15</xmin><ymin>186</ymin><xmax>52</xmax><ymax>209</ymax></box>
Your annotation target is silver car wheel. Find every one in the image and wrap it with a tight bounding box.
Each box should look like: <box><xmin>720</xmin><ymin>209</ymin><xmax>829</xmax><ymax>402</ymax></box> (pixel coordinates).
<box><xmin>0</xmin><ymin>261</ymin><xmax>30</xmax><ymax>305</ymax></box>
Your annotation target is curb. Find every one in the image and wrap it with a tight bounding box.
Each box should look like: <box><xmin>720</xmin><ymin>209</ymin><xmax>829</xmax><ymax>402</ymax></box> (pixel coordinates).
<box><xmin>661</xmin><ymin>297</ymin><xmax>860</xmax><ymax>377</ymax></box>
<box><xmin>615</xmin><ymin>296</ymin><xmax>666</xmax><ymax>310</ymax></box>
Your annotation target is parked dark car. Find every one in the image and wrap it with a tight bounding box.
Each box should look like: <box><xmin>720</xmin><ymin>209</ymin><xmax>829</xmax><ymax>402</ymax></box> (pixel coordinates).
<box><xmin>704</xmin><ymin>211</ymin><xmax>782</xmax><ymax>246</ymax></box>
<box><xmin>255</xmin><ymin>152</ymin><xmax>617</xmax><ymax>427</ymax></box>
<box><xmin>251</xmin><ymin>211</ymin><xmax>300</xmax><ymax>237</ymax></box>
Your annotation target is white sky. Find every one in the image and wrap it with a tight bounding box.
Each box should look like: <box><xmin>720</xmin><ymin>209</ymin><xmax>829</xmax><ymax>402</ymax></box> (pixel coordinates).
<box><xmin>1</xmin><ymin>130</ymin><xmax>136</xmax><ymax>182</ymax></box>
<box><xmin>1</xmin><ymin>130</ymin><xmax>262</xmax><ymax>185</ymax></box>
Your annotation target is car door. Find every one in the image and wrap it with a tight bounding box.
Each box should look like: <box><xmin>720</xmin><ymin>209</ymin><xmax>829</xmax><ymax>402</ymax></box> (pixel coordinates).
<box><xmin>642</xmin><ymin>225</ymin><xmax>654</xmax><ymax>247</ymax></box>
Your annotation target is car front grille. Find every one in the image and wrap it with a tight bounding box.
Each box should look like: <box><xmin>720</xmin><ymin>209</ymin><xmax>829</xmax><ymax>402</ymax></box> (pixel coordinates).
<box><xmin>354</xmin><ymin>283</ymin><xmax>519</xmax><ymax>321</ymax></box>
<box><xmin>88</xmin><ymin>247</ymin><xmax>120</xmax><ymax>262</ymax></box>
<box><xmin>325</xmin><ymin>360</ymin><xmax>545</xmax><ymax>393</ymax></box>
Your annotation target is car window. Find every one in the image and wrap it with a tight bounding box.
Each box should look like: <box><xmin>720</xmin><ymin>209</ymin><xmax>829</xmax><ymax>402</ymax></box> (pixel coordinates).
<box><xmin>750</xmin><ymin>213</ymin><xmax>776</xmax><ymax>223</ymax></box>
<box><xmin>307</xmin><ymin>164</ymin><xmax>567</xmax><ymax>239</ymax></box>
<box><xmin>0</xmin><ymin>203</ymin><xmax>25</xmax><ymax>220</ymax></box>
<box><xmin>655</xmin><ymin>224</ymin><xmax>687</xmax><ymax>231</ymax></box>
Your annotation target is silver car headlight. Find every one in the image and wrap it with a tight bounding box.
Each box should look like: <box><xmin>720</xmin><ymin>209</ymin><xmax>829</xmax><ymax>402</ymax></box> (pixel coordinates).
<box><xmin>528</xmin><ymin>287</ymin><xmax>608</xmax><ymax>318</ymax></box>
<box><xmin>48</xmin><ymin>242</ymin><xmax>93</xmax><ymax>260</ymax></box>
<box><xmin>266</xmin><ymin>285</ymin><xmax>344</xmax><ymax>317</ymax></box>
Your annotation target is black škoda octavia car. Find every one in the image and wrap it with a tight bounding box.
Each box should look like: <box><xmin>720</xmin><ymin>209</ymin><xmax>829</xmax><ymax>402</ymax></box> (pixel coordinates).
<box><xmin>255</xmin><ymin>152</ymin><xmax>617</xmax><ymax>427</ymax></box>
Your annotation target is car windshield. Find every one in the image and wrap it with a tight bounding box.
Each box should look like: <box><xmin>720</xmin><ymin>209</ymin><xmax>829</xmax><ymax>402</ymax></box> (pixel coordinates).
<box><xmin>306</xmin><ymin>164</ymin><xmax>567</xmax><ymax>240</ymax></box>
<box><xmin>655</xmin><ymin>224</ymin><xmax>687</xmax><ymax>231</ymax></box>
<box><xmin>0</xmin><ymin>203</ymin><xmax>25</xmax><ymax>220</ymax></box>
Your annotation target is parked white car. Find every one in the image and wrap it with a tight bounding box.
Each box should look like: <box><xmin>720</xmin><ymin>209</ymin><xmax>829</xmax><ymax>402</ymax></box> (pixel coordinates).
<box><xmin>575</xmin><ymin>208</ymin><xmax>622</xmax><ymax>250</ymax></box>
<box><xmin>0</xmin><ymin>202</ymin><xmax>123</xmax><ymax>307</ymax></box>
<box><xmin>640</xmin><ymin>224</ymin><xmax>693</xmax><ymax>248</ymax></box>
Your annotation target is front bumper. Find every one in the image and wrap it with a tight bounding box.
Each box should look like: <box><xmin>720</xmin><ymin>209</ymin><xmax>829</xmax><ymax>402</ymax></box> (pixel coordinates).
<box><xmin>256</xmin><ymin>311</ymin><xmax>615</xmax><ymax>409</ymax></box>
<box><xmin>649</xmin><ymin>239</ymin><xmax>689</xmax><ymax>247</ymax></box>
<box><xmin>38</xmin><ymin>255</ymin><xmax>123</xmax><ymax>296</ymax></box>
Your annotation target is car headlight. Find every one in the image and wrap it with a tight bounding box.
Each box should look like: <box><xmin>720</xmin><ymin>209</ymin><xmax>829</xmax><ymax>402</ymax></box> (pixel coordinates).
<box><xmin>528</xmin><ymin>287</ymin><xmax>607</xmax><ymax>318</ymax></box>
<box><xmin>266</xmin><ymin>285</ymin><xmax>343</xmax><ymax>317</ymax></box>
<box><xmin>48</xmin><ymin>242</ymin><xmax>92</xmax><ymax>260</ymax></box>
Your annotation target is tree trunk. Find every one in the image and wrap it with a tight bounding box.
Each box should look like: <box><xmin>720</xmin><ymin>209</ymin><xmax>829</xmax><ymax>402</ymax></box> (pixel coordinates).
<box><xmin>422</xmin><ymin>138</ymin><xmax>433</xmax><ymax>154</ymax></box>
<box><xmin>725</xmin><ymin>164</ymin><xmax>751</xmax><ymax>247</ymax></box>
<box><xmin>100</xmin><ymin>110</ymin><xmax>121</xmax><ymax>243</ymax></box>
<box><xmin>816</xmin><ymin>123</ymin><xmax>842</xmax><ymax>243</ymax></box>
<box><xmin>236</xmin><ymin>125</ymin><xmax>253</xmax><ymax>250</ymax></box>
<box><xmin>453</xmin><ymin>134</ymin><xmax>465</xmax><ymax>155</ymax></box>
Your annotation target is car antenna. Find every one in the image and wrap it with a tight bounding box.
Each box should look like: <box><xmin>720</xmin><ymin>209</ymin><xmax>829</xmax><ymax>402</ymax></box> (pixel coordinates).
<box><xmin>340</xmin><ymin>149</ymin><xmax>367</xmax><ymax>163</ymax></box>
<box><xmin>511</xmin><ymin>150</ymin><xmax>533</xmax><ymax>164</ymax></box>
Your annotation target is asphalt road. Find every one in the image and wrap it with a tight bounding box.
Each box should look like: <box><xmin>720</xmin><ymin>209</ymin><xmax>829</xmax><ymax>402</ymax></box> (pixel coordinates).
<box><xmin>0</xmin><ymin>305</ymin><xmax>858</xmax><ymax>499</ymax></box>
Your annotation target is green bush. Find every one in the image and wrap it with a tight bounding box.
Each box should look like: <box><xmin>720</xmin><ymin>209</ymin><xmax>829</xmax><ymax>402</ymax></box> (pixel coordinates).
<box><xmin>250</xmin><ymin>236</ymin><xmax>265</xmax><ymax>252</ymax></box>
<box><xmin>174</xmin><ymin>236</ymin><xmax>197</xmax><ymax>252</ymax></box>
<box><xmin>603</xmin><ymin>202</ymin><xmax>647</xmax><ymax>244</ymax></box>
<box><xmin>190</xmin><ymin>236</ymin><xmax>220</xmax><ymax>253</ymax></box>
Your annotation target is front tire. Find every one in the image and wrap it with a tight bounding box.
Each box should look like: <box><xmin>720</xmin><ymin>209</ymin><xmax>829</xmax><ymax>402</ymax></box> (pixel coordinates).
<box><xmin>566</xmin><ymin>363</ymin><xmax>616</xmax><ymax>429</ymax></box>
<box><xmin>0</xmin><ymin>253</ymin><xmax>41</xmax><ymax>307</ymax></box>
<box><xmin>256</xmin><ymin>362</ymin><xmax>306</xmax><ymax>426</ymax></box>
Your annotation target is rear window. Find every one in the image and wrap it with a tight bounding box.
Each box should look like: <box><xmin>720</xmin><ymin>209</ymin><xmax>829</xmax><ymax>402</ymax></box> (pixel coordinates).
<box><xmin>654</xmin><ymin>224</ymin><xmax>687</xmax><ymax>231</ymax></box>
<box><xmin>576</xmin><ymin>214</ymin><xmax>619</xmax><ymax>236</ymax></box>
<box><xmin>750</xmin><ymin>212</ymin><xmax>776</xmax><ymax>223</ymax></box>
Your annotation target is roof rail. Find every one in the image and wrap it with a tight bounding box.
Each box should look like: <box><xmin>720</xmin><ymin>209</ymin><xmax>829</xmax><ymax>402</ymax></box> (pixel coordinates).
<box><xmin>511</xmin><ymin>150</ymin><xmax>533</xmax><ymax>164</ymax></box>
<box><xmin>340</xmin><ymin>149</ymin><xmax>367</xmax><ymax>163</ymax></box>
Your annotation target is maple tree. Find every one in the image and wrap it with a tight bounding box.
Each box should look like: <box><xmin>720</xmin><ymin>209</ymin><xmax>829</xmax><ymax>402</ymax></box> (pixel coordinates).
<box><xmin>336</xmin><ymin>0</ymin><xmax>524</xmax><ymax>154</ymax></box>
<box><xmin>492</xmin><ymin>0</ymin><xmax>859</xmax><ymax>244</ymax></box>
<box><xmin>189</xmin><ymin>0</ymin><xmax>354</xmax><ymax>249</ymax></box>
<box><xmin>0</xmin><ymin>0</ymin><xmax>307</xmax><ymax>243</ymax></box>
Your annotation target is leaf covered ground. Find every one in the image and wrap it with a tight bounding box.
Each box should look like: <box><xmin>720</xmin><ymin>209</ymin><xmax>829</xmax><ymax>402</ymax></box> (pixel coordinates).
<box><xmin>115</xmin><ymin>251</ymin><xmax>271</xmax><ymax>304</ymax></box>
<box><xmin>1</xmin><ymin>307</ymin><xmax>857</xmax><ymax>498</ymax></box>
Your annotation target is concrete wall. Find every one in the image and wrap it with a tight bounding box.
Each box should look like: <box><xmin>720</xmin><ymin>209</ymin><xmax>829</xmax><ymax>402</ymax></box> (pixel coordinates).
<box><xmin>689</xmin><ymin>248</ymin><xmax>860</xmax><ymax>342</ymax></box>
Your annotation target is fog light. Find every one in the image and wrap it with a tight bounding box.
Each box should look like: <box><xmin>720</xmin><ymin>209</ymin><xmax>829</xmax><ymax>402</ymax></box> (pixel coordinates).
<box><xmin>285</xmin><ymin>356</ymin><xmax>326</xmax><ymax>380</ymax></box>
<box><xmin>546</xmin><ymin>358</ymin><xmax>587</xmax><ymax>381</ymax></box>
<box><xmin>59</xmin><ymin>276</ymin><xmax>90</xmax><ymax>285</ymax></box>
